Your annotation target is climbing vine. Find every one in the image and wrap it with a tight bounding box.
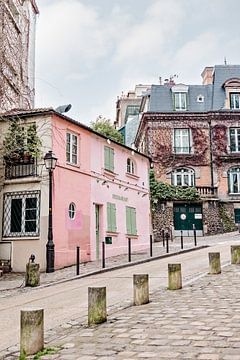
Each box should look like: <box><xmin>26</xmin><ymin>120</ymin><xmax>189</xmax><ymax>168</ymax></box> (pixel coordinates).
<box><xmin>150</xmin><ymin>170</ymin><xmax>200</xmax><ymax>210</ymax></box>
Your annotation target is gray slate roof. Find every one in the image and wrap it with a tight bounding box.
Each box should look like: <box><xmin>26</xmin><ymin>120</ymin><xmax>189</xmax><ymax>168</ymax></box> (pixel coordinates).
<box><xmin>148</xmin><ymin>65</ymin><xmax>240</xmax><ymax>112</ymax></box>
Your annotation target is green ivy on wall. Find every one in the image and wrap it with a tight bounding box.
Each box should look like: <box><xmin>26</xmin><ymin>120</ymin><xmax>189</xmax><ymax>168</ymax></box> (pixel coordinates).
<box><xmin>150</xmin><ymin>170</ymin><xmax>200</xmax><ymax>210</ymax></box>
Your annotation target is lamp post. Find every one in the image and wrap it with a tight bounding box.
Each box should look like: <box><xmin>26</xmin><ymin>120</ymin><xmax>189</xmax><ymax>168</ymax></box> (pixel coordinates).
<box><xmin>44</xmin><ymin>151</ymin><xmax>58</xmax><ymax>273</ymax></box>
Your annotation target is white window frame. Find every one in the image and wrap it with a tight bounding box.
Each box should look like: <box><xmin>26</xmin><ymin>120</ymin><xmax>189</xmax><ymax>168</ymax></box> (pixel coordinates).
<box><xmin>3</xmin><ymin>191</ymin><xmax>40</xmax><ymax>238</ymax></box>
<box><xmin>229</xmin><ymin>168</ymin><xmax>240</xmax><ymax>194</ymax></box>
<box><xmin>172</xmin><ymin>168</ymin><xmax>195</xmax><ymax>187</ymax></box>
<box><xmin>66</xmin><ymin>132</ymin><xmax>78</xmax><ymax>165</ymax></box>
<box><xmin>173</xmin><ymin>129</ymin><xmax>191</xmax><ymax>154</ymax></box>
<box><xmin>127</xmin><ymin>158</ymin><xmax>135</xmax><ymax>175</ymax></box>
<box><xmin>229</xmin><ymin>128</ymin><xmax>240</xmax><ymax>152</ymax></box>
<box><xmin>174</xmin><ymin>93</ymin><xmax>187</xmax><ymax>111</ymax></box>
<box><xmin>230</xmin><ymin>93</ymin><xmax>240</xmax><ymax>110</ymax></box>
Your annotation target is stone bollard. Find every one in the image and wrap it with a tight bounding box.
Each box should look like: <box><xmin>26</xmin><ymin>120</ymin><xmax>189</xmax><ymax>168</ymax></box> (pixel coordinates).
<box><xmin>168</xmin><ymin>264</ymin><xmax>182</xmax><ymax>290</ymax></box>
<box><xmin>20</xmin><ymin>308</ymin><xmax>44</xmax><ymax>356</ymax></box>
<box><xmin>231</xmin><ymin>245</ymin><xmax>240</xmax><ymax>264</ymax></box>
<box><xmin>133</xmin><ymin>274</ymin><xmax>149</xmax><ymax>306</ymax></box>
<box><xmin>208</xmin><ymin>252</ymin><xmax>221</xmax><ymax>274</ymax></box>
<box><xmin>25</xmin><ymin>262</ymin><xmax>40</xmax><ymax>287</ymax></box>
<box><xmin>88</xmin><ymin>287</ymin><xmax>107</xmax><ymax>326</ymax></box>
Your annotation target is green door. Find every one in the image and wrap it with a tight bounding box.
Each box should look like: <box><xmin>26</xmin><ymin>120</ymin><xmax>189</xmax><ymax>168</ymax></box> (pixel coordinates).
<box><xmin>174</xmin><ymin>204</ymin><xmax>203</xmax><ymax>236</ymax></box>
<box><xmin>95</xmin><ymin>205</ymin><xmax>100</xmax><ymax>260</ymax></box>
<box><xmin>234</xmin><ymin>209</ymin><xmax>240</xmax><ymax>223</ymax></box>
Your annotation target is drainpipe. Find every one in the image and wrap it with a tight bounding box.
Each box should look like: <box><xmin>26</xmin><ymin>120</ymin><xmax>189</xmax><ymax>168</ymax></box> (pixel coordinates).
<box><xmin>208</xmin><ymin>119</ymin><xmax>214</xmax><ymax>193</ymax></box>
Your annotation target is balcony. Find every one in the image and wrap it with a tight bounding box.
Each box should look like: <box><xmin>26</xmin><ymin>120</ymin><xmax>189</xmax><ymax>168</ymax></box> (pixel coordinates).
<box><xmin>196</xmin><ymin>186</ymin><xmax>218</xmax><ymax>198</ymax></box>
<box><xmin>5</xmin><ymin>160</ymin><xmax>38</xmax><ymax>180</ymax></box>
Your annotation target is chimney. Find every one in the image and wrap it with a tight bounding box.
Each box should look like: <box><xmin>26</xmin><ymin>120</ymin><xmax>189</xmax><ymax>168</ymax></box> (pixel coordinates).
<box><xmin>201</xmin><ymin>66</ymin><xmax>214</xmax><ymax>85</ymax></box>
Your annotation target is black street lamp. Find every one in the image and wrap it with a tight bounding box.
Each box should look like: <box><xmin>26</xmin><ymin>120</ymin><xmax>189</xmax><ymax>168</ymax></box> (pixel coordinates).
<box><xmin>44</xmin><ymin>150</ymin><xmax>58</xmax><ymax>273</ymax></box>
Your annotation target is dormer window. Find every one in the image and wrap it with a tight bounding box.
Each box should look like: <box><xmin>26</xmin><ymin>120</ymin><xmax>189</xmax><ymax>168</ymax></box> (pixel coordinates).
<box><xmin>171</xmin><ymin>84</ymin><xmax>188</xmax><ymax>111</ymax></box>
<box><xmin>230</xmin><ymin>93</ymin><xmax>240</xmax><ymax>110</ymax></box>
<box><xmin>174</xmin><ymin>93</ymin><xmax>187</xmax><ymax>111</ymax></box>
<box><xmin>222</xmin><ymin>78</ymin><xmax>240</xmax><ymax>110</ymax></box>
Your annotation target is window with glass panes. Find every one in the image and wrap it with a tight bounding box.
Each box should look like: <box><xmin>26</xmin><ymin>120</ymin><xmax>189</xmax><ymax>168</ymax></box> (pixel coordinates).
<box><xmin>230</xmin><ymin>93</ymin><xmax>240</xmax><ymax>109</ymax></box>
<box><xmin>174</xmin><ymin>93</ymin><xmax>187</xmax><ymax>111</ymax></box>
<box><xmin>171</xmin><ymin>168</ymin><xmax>195</xmax><ymax>187</ymax></box>
<box><xmin>66</xmin><ymin>132</ymin><xmax>78</xmax><ymax>164</ymax></box>
<box><xmin>230</xmin><ymin>128</ymin><xmax>240</xmax><ymax>152</ymax></box>
<box><xmin>127</xmin><ymin>158</ymin><xmax>135</xmax><ymax>174</ymax></box>
<box><xmin>3</xmin><ymin>191</ymin><xmax>40</xmax><ymax>237</ymax></box>
<box><xmin>229</xmin><ymin>168</ymin><xmax>240</xmax><ymax>193</ymax></box>
<box><xmin>174</xmin><ymin>129</ymin><xmax>191</xmax><ymax>153</ymax></box>
<box><xmin>104</xmin><ymin>146</ymin><xmax>114</xmax><ymax>172</ymax></box>
<box><xmin>126</xmin><ymin>206</ymin><xmax>137</xmax><ymax>235</ymax></box>
<box><xmin>107</xmin><ymin>203</ymin><xmax>117</xmax><ymax>232</ymax></box>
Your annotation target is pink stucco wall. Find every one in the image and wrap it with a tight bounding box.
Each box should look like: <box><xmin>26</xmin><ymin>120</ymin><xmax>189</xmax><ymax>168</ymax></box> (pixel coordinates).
<box><xmin>51</xmin><ymin>114</ymin><xmax>151</xmax><ymax>269</ymax></box>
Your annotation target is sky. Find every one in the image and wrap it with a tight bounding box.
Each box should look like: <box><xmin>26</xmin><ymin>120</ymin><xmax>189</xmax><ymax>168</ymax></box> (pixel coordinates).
<box><xmin>35</xmin><ymin>0</ymin><xmax>240</xmax><ymax>125</ymax></box>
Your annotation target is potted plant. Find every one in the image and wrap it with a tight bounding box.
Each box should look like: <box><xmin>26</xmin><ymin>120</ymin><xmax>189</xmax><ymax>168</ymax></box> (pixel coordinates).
<box><xmin>3</xmin><ymin>120</ymin><xmax>25</xmax><ymax>164</ymax></box>
<box><xmin>26</xmin><ymin>123</ymin><xmax>42</xmax><ymax>160</ymax></box>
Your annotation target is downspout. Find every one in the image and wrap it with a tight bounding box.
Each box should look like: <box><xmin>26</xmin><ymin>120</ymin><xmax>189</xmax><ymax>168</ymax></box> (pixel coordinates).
<box><xmin>208</xmin><ymin>118</ymin><xmax>214</xmax><ymax>193</ymax></box>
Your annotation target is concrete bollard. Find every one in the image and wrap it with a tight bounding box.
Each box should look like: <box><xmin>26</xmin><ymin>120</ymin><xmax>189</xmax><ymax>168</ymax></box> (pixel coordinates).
<box><xmin>208</xmin><ymin>252</ymin><xmax>221</xmax><ymax>274</ymax></box>
<box><xmin>25</xmin><ymin>262</ymin><xmax>40</xmax><ymax>287</ymax></box>
<box><xmin>133</xmin><ymin>274</ymin><xmax>149</xmax><ymax>306</ymax></box>
<box><xmin>231</xmin><ymin>245</ymin><xmax>240</xmax><ymax>264</ymax></box>
<box><xmin>20</xmin><ymin>308</ymin><xmax>44</xmax><ymax>356</ymax></box>
<box><xmin>168</xmin><ymin>264</ymin><xmax>182</xmax><ymax>290</ymax></box>
<box><xmin>88</xmin><ymin>287</ymin><xmax>107</xmax><ymax>326</ymax></box>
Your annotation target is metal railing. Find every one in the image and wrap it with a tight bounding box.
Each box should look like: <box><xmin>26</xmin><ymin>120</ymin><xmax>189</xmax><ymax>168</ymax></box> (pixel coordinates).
<box><xmin>5</xmin><ymin>160</ymin><xmax>38</xmax><ymax>180</ymax></box>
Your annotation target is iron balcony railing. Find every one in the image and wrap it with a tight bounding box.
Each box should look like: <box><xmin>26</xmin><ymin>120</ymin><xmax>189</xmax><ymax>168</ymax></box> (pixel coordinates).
<box><xmin>5</xmin><ymin>160</ymin><xmax>38</xmax><ymax>180</ymax></box>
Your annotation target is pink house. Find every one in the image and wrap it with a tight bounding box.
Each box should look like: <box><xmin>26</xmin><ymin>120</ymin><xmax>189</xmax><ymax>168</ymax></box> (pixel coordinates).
<box><xmin>0</xmin><ymin>109</ymin><xmax>151</xmax><ymax>272</ymax></box>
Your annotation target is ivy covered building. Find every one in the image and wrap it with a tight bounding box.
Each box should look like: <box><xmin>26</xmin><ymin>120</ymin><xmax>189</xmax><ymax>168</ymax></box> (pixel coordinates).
<box><xmin>134</xmin><ymin>64</ymin><xmax>240</xmax><ymax>238</ymax></box>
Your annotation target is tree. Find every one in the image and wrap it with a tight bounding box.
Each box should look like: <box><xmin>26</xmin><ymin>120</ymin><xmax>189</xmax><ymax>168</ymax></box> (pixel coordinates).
<box><xmin>91</xmin><ymin>116</ymin><xmax>124</xmax><ymax>144</ymax></box>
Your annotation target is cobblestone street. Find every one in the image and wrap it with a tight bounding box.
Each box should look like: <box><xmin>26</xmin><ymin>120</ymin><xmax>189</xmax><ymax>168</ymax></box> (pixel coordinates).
<box><xmin>3</xmin><ymin>264</ymin><xmax>240</xmax><ymax>360</ymax></box>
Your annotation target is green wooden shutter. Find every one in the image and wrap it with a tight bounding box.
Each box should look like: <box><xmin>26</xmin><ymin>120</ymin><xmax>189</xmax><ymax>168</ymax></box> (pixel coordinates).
<box><xmin>126</xmin><ymin>207</ymin><xmax>137</xmax><ymax>235</ymax></box>
<box><xmin>131</xmin><ymin>208</ymin><xmax>137</xmax><ymax>235</ymax></box>
<box><xmin>104</xmin><ymin>146</ymin><xmax>110</xmax><ymax>170</ymax></box>
<box><xmin>107</xmin><ymin>203</ymin><xmax>117</xmax><ymax>232</ymax></box>
<box><xmin>112</xmin><ymin>203</ymin><xmax>117</xmax><ymax>232</ymax></box>
<box><xmin>109</xmin><ymin>148</ymin><xmax>114</xmax><ymax>172</ymax></box>
<box><xmin>126</xmin><ymin>207</ymin><xmax>131</xmax><ymax>234</ymax></box>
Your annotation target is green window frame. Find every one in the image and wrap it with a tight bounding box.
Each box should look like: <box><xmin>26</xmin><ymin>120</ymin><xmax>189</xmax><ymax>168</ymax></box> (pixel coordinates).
<box><xmin>104</xmin><ymin>146</ymin><xmax>114</xmax><ymax>172</ymax></box>
<box><xmin>107</xmin><ymin>202</ymin><xmax>117</xmax><ymax>232</ymax></box>
<box><xmin>126</xmin><ymin>206</ymin><xmax>137</xmax><ymax>235</ymax></box>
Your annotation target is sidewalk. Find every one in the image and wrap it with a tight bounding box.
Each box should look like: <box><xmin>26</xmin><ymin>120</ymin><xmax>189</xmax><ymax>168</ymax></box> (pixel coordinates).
<box><xmin>4</xmin><ymin>259</ymin><xmax>240</xmax><ymax>359</ymax></box>
<box><xmin>0</xmin><ymin>231</ymin><xmax>239</xmax><ymax>297</ymax></box>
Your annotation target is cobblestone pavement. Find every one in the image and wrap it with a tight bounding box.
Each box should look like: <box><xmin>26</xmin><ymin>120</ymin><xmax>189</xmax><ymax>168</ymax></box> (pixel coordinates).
<box><xmin>4</xmin><ymin>264</ymin><xmax>240</xmax><ymax>360</ymax></box>
<box><xmin>0</xmin><ymin>231</ymin><xmax>239</xmax><ymax>298</ymax></box>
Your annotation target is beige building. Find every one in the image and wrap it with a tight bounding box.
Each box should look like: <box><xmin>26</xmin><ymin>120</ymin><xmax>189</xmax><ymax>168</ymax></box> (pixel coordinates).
<box><xmin>0</xmin><ymin>0</ymin><xmax>39</xmax><ymax>111</ymax></box>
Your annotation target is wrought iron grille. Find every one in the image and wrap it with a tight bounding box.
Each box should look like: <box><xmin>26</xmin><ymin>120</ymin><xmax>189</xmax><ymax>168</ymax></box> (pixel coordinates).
<box><xmin>3</xmin><ymin>191</ymin><xmax>40</xmax><ymax>238</ymax></box>
<box><xmin>5</xmin><ymin>160</ymin><xmax>38</xmax><ymax>180</ymax></box>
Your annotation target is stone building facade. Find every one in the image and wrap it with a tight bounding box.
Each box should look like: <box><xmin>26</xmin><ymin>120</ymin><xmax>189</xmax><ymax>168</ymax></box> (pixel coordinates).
<box><xmin>135</xmin><ymin>65</ymin><xmax>240</xmax><ymax>238</ymax></box>
<box><xmin>0</xmin><ymin>0</ymin><xmax>39</xmax><ymax>111</ymax></box>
